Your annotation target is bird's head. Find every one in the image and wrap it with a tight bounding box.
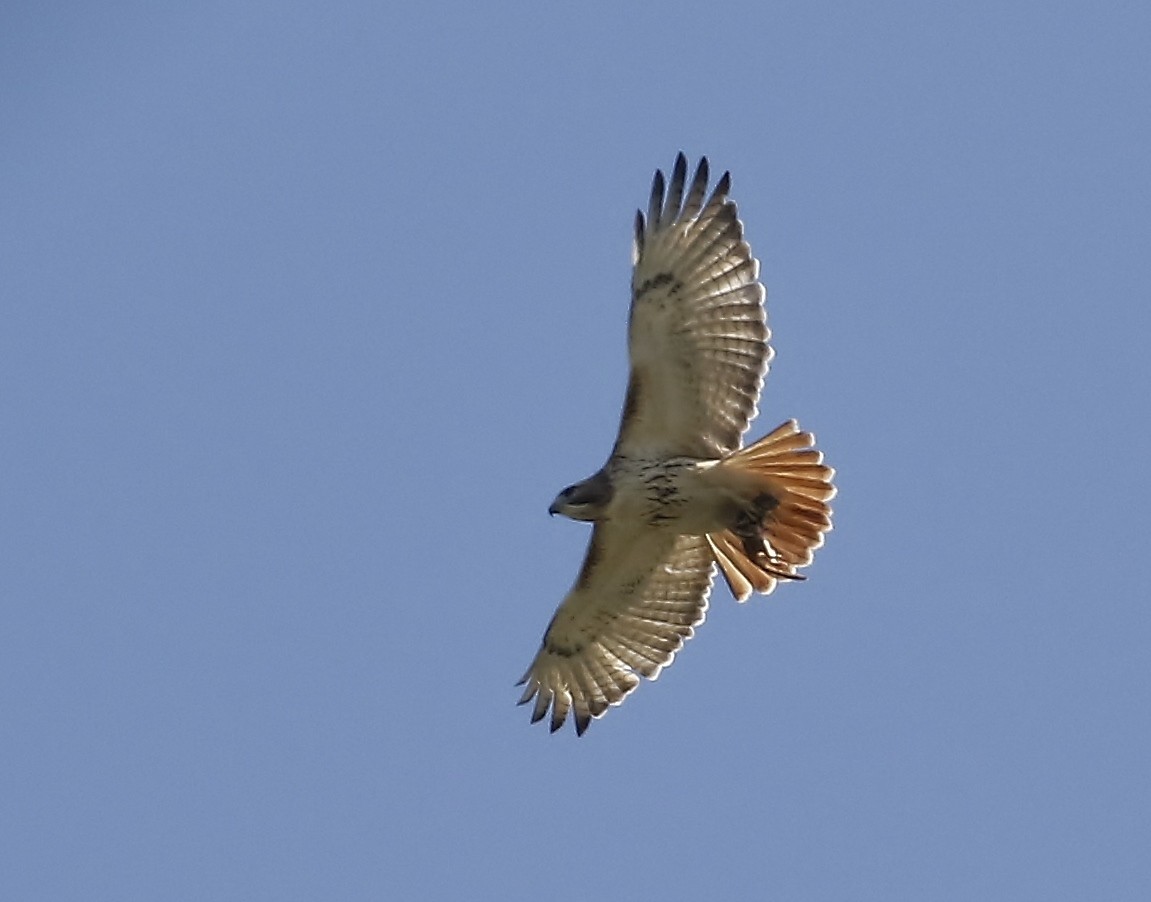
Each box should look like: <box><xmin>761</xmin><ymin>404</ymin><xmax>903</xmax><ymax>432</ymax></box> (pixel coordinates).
<box><xmin>549</xmin><ymin>471</ymin><xmax>612</xmax><ymax>521</ymax></box>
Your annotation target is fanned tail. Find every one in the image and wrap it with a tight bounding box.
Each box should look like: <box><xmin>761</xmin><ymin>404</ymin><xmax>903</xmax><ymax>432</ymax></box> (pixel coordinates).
<box><xmin>706</xmin><ymin>420</ymin><xmax>836</xmax><ymax>601</ymax></box>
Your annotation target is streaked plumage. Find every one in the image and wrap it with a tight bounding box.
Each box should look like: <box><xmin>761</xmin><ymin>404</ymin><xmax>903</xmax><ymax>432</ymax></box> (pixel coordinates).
<box><xmin>518</xmin><ymin>155</ymin><xmax>836</xmax><ymax>735</ymax></box>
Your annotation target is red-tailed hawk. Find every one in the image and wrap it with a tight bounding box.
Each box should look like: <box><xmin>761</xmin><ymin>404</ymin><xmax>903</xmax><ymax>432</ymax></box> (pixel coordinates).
<box><xmin>518</xmin><ymin>154</ymin><xmax>836</xmax><ymax>735</ymax></box>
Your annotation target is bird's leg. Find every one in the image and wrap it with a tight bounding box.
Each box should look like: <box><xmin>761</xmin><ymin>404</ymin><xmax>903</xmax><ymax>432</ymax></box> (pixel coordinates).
<box><xmin>732</xmin><ymin>492</ymin><xmax>777</xmax><ymax>554</ymax></box>
<box><xmin>732</xmin><ymin>493</ymin><xmax>804</xmax><ymax>582</ymax></box>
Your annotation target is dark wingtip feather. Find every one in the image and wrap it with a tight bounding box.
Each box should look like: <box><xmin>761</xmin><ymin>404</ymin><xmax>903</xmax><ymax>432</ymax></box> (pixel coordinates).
<box><xmin>713</xmin><ymin>170</ymin><xmax>732</xmax><ymax>202</ymax></box>
<box><xmin>679</xmin><ymin>157</ymin><xmax>710</xmax><ymax>220</ymax></box>
<box><xmin>515</xmin><ymin>673</ymin><xmax>536</xmax><ymax>705</ymax></box>
<box><xmin>665</xmin><ymin>153</ymin><xmax>688</xmax><ymax>219</ymax></box>
<box><xmin>648</xmin><ymin>169</ymin><xmax>666</xmax><ymax>227</ymax></box>
<box><xmin>695</xmin><ymin>156</ymin><xmax>710</xmax><ymax>189</ymax></box>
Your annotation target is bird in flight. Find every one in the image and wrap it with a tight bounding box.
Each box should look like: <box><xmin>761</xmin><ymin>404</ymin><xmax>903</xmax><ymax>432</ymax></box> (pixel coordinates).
<box><xmin>517</xmin><ymin>154</ymin><xmax>836</xmax><ymax>735</ymax></box>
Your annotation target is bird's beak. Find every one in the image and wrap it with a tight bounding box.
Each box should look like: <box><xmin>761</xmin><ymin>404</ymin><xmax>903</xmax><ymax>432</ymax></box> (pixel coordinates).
<box><xmin>548</xmin><ymin>500</ymin><xmax>560</xmax><ymax>517</ymax></box>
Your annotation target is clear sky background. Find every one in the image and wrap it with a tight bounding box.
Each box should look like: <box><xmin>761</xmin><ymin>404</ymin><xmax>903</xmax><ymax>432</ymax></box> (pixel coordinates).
<box><xmin>2</xmin><ymin>3</ymin><xmax>1149</xmax><ymax>900</ymax></box>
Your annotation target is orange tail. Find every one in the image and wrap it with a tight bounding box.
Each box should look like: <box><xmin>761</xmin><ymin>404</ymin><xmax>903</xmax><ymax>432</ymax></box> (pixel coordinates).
<box><xmin>706</xmin><ymin>420</ymin><xmax>836</xmax><ymax>601</ymax></box>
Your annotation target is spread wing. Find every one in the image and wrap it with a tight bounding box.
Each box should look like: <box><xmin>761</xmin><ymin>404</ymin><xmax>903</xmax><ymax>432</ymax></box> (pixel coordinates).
<box><xmin>615</xmin><ymin>154</ymin><xmax>771</xmax><ymax>459</ymax></box>
<box><xmin>517</xmin><ymin>526</ymin><xmax>715</xmax><ymax>735</ymax></box>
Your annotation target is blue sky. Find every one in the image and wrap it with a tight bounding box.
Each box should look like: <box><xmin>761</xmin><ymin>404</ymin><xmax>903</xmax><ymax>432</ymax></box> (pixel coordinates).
<box><xmin>3</xmin><ymin>2</ymin><xmax>1149</xmax><ymax>899</ymax></box>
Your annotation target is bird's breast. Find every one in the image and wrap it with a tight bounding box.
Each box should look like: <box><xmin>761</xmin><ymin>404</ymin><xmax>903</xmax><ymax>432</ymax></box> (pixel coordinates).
<box><xmin>607</xmin><ymin>456</ymin><xmax>733</xmax><ymax>533</ymax></box>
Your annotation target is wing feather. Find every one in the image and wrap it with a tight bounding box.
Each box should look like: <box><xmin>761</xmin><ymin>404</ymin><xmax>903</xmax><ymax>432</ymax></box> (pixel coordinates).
<box><xmin>616</xmin><ymin>154</ymin><xmax>770</xmax><ymax>458</ymax></box>
<box><xmin>517</xmin><ymin>526</ymin><xmax>715</xmax><ymax>735</ymax></box>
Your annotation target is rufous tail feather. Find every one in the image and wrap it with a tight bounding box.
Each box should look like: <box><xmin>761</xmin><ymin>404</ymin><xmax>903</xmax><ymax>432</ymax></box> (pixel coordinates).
<box><xmin>706</xmin><ymin>419</ymin><xmax>836</xmax><ymax>601</ymax></box>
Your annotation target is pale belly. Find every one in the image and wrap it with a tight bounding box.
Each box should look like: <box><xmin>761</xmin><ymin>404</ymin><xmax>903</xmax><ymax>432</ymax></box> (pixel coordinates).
<box><xmin>606</xmin><ymin>456</ymin><xmax>737</xmax><ymax>534</ymax></box>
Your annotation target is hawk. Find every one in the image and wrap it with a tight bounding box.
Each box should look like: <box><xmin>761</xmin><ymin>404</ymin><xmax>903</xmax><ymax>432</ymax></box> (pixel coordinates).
<box><xmin>517</xmin><ymin>154</ymin><xmax>836</xmax><ymax>735</ymax></box>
